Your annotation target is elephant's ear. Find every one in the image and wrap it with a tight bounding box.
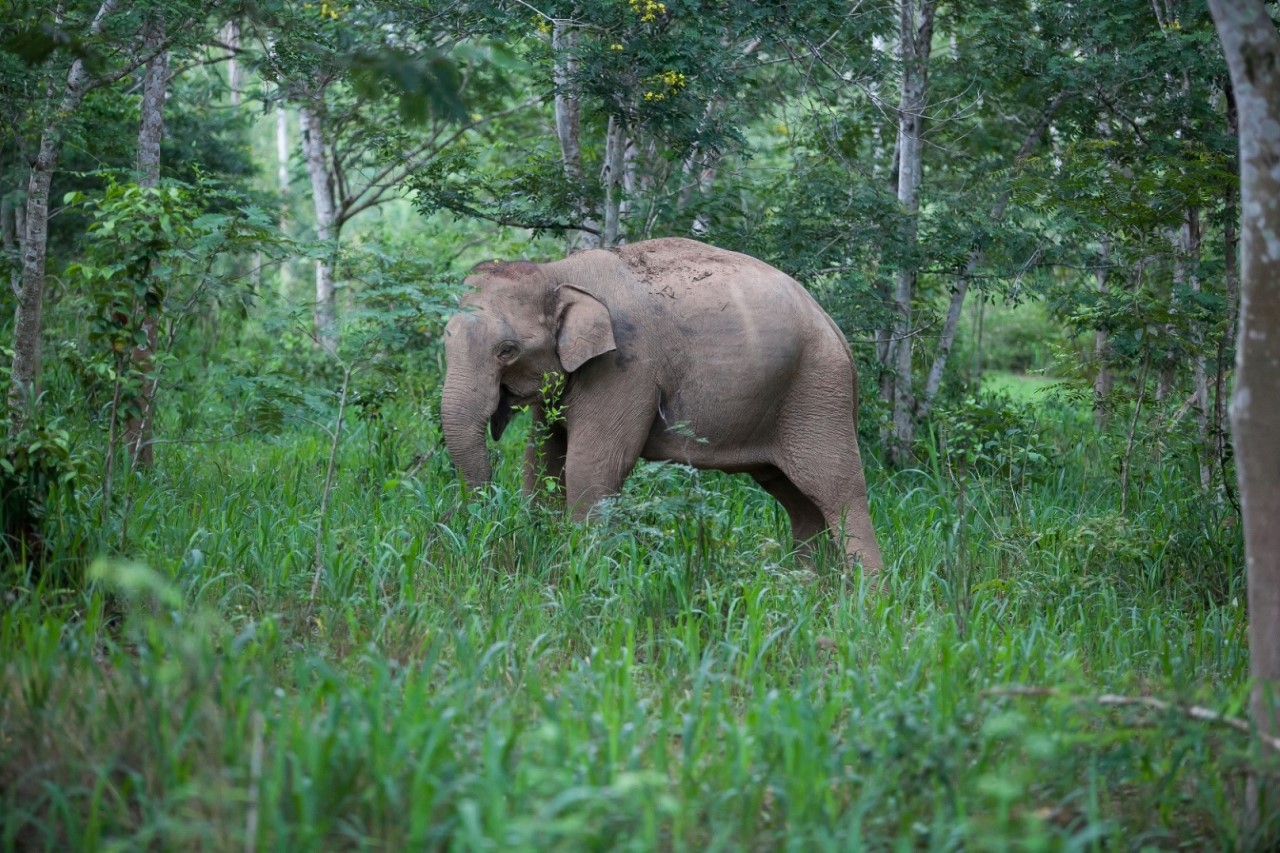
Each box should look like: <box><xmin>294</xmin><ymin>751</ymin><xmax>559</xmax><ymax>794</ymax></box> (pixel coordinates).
<box><xmin>556</xmin><ymin>285</ymin><xmax>617</xmax><ymax>372</ymax></box>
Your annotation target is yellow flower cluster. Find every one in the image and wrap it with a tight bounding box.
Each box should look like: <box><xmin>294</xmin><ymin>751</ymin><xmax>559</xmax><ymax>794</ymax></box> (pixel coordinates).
<box><xmin>610</xmin><ymin>43</ymin><xmax>624</xmax><ymax>51</ymax></box>
<box><xmin>627</xmin><ymin>0</ymin><xmax>666</xmax><ymax>23</ymax></box>
<box><xmin>302</xmin><ymin>2</ymin><xmax>340</xmax><ymax>19</ymax></box>
<box><xmin>535</xmin><ymin>16</ymin><xmax>552</xmax><ymax>35</ymax></box>
<box><xmin>642</xmin><ymin>69</ymin><xmax>686</xmax><ymax>101</ymax></box>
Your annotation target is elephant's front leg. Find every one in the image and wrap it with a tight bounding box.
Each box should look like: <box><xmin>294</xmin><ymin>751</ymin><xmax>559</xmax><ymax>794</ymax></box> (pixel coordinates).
<box><xmin>562</xmin><ymin>406</ymin><xmax>653</xmax><ymax>521</ymax></box>
<box><xmin>522</xmin><ymin>404</ymin><xmax>567</xmax><ymax>496</ymax></box>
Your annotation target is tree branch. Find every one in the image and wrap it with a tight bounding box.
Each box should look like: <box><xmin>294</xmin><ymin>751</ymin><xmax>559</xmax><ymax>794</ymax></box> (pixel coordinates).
<box><xmin>337</xmin><ymin>98</ymin><xmax>541</xmax><ymax>225</ymax></box>
<box><xmin>985</xmin><ymin>685</ymin><xmax>1280</xmax><ymax>752</ymax></box>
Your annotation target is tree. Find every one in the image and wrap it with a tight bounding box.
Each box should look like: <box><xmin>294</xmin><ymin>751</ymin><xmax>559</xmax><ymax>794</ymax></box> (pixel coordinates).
<box><xmin>121</xmin><ymin>12</ymin><xmax>170</xmax><ymax>465</ymax></box>
<box><xmin>2</xmin><ymin>1</ymin><xmax>228</xmax><ymax>434</ymax></box>
<box><xmin>412</xmin><ymin>0</ymin><xmax>797</xmax><ymax>251</ymax></box>
<box><xmin>1206</xmin><ymin>0</ymin><xmax>1280</xmax><ymax>836</ymax></box>
<box><xmin>5</xmin><ymin>1</ymin><xmax>170</xmax><ymax>428</ymax></box>
<box><xmin>257</xmin><ymin>1</ymin><xmax>468</xmax><ymax>354</ymax></box>
<box><xmin>885</xmin><ymin>0</ymin><xmax>936</xmax><ymax>466</ymax></box>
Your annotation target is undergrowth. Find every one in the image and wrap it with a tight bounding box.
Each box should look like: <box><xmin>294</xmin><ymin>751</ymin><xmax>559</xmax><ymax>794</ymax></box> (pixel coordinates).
<box><xmin>0</xmin><ymin>393</ymin><xmax>1262</xmax><ymax>850</ymax></box>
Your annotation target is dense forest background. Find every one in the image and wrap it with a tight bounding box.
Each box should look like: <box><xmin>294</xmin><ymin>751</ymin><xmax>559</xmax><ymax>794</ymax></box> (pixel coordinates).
<box><xmin>2</xmin><ymin>0</ymin><xmax>1278</xmax><ymax>847</ymax></box>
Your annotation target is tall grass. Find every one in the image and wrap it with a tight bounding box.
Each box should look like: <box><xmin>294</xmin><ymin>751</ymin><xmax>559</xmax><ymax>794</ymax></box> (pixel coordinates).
<box><xmin>0</xmin><ymin>395</ymin><xmax>1258</xmax><ymax>850</ymax></box>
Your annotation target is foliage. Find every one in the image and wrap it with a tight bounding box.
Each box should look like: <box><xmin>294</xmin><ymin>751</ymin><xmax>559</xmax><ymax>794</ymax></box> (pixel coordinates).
<box><xmin>61</xmin><ymin>176</ymin><xmax>288</xmax><ymax>422</ymax></box>
<box><xmin>0</xmin><ymin>0</ymin><xmax>1260</xmax><ymax>848</ymax></box>
<box><xmin>0</xmin><ymin>408</ymin><xmax>1254</xmax><ymax>848</ymax></box>
<box><xmin>929</xmin><ymin>392</ymin><xmax>1054</xmax><ymax>489</ymax></box>
<box><xmin>0</xmin><ymin>409</ymin><xmax>84</xmax><ymax>563</ymax></box>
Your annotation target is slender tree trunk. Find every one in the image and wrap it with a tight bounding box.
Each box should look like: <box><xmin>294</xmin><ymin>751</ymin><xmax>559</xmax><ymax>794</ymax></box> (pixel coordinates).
<box><xmin>915</xmin><ymin>93</ymin><xmax>1062</xmax><ymax>423</ymax></box>
<box><xmin>223</xmin><ymin>19</ymin><xmax>243</xmax><ymax>107</ymax></box>
<box><xmin>887</xmin><ymin>0</ymin><xmax>936</xmax><ymax>466</ymax></box>
<box><xmin>877</xmin><ymin>72</ymin><xmax>902</xmax><ymax>418</ymax></box>
<box><xmin>673</xmin><ymin>40</ymin><xmax>757</xmax><ymax>237</ymax></box>
<box><xmin>971</xmin><ymin>298</ymin><xmax>985</xmax><ymax>385</ymax></box>
<box><xmin>9</xmin><ymin>2</ymin><xmax>122</xmax><ymax>426</ymax></box>
<box><xmin>601</xmin><ymin>115</ymin><xmax>627</xmax><ymax>248</ymax></box>
<box><xmin>1</xmin><ymin>193</ymin><xmax>17</xmax><ymax>302</ymax></box>
<box><xmin>1179</xmin><ymin>208</ymin><xmax>1211</xmax><ymax>489</ymax></box>
<box><xmin>1093</xmin><ymin>239</ymin><xmax>1114</xmax><ymax>429</ymax></box>
<box><xmin>685</xmin><ymin>151</ymin><xmax>719</xmax><ymax>237</ymax></box>
<box><xmin>1207</xmin><ymin>0</ymin><xmax>1280</xmax><ymax>837</ymax></box>
<box><xmin>551</xmin><ymin>23</ymin><xmax>599</xmax><ymax>253</ymax></box>
<box><xmin>619</xmin><ymin>131</ymin><xmax>638</xmax><ymax>230</ymax></box>
<box><xmin>12</xmin><ymin>199</ymin><xmax>23</xmax><ymax>259</ymax></box>
<box><xmin>1</xmin><ymin>194</ymin><xmax>14</xmax><ymax>258</ymax></box>
<box><xmin>275</xmin><ymin>99</ymin><xmax>293</xmax><ymax>297</ymax></box>
<box><xmin>8</xmin><ymin>150</ymin><xmax>54</xmax><ymax>423</ymax></box>
<box><xmin>1215</xmin><ymin>87</ymin><xmax>1240</xmax><ymax>499</ymax></box>
<box><xmin>123</xmin><ymin>22</ymin><xmax>168</xmax><ymax>467</ymax></box>
<box><xmin>300</xmin><ymin>101</ymin><xmax>339</xmax><ymax>356</ymax></box>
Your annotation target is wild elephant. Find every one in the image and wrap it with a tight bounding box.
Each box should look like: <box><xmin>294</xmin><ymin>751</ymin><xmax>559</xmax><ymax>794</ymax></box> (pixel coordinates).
<box><xmin>440</xmin><ymin>237</ymin><xmax>884</xmax><ymax>572</ymax></box>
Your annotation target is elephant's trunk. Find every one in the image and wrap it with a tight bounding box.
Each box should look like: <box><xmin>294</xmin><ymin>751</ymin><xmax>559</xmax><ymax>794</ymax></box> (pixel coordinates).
<box><xmin>441</xmin><ymin>365</ymin><xmax>498</xmax><ymax>488</ymax></box>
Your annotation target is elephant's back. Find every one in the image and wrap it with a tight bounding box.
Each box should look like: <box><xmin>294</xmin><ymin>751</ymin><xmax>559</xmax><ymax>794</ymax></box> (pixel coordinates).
<box><xmin>613</xmin><ymin>239</ymin><xmax>845</xmax><ymax>355</ymax></box>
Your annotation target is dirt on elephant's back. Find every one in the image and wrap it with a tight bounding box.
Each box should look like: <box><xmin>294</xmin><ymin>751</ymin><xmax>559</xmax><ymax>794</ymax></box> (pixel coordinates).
<box><xmin>617</xmin><ymin>239</ymin><xmax>749</xmax><ymax>291</ymax></box>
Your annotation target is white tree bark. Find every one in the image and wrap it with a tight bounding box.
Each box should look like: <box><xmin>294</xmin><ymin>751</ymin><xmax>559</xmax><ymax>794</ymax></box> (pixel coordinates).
<box><xmin>601</xmin><ymin>115</ymin><xmax>627</xmax><ymax>248</ymax></box>
<box><xmin>123</xmin><ymin>18</ymin><xmax>169</xmax><ymax>466</ymax></box>
<box><xmin>8</xmin><ymin>0</ymin><xmax>122</xmax><ymax>426</ymax></box>
<box><xmin>1176</xmin><ymin>209</ymin><xmax>1211</xmax><ymax>489</ymax></box>
<box><xmin>224</xmin><ymin>19</ymin><xmax>242</xmax><ymax>107</ymax></box>
<box><xmin>1093</xmin><ymin>238</ymin><xmax>1114</xmax><ymax>429</ymax></box>
<box><xmin>551</xmin><ymin>23</ymin><xmax>599</xmax><ymax>253</ymax></box>
<box><xmin>1216</xmin><ymin>94</ymin><xmax>1239</xmax><ymax>489</ymax></box>
<box><xmin>887</xmin><ymin>0</ymin><xmax>936</xmax><ymax>466</ymax></box>
<box><xmin>300</xmin><ymin>102</ymin><xmax>339</xmax><ymax>356</ymax></box>
<box><xmin>1</xmin><ymin>194</ymin><xmax>15</xmax><ymax>297</ymax></box>
<box><xmin>275</xmin><ymin>99</ymin><xmax>292</xmax><ymax>296</ymax></box>
<box><xmin>1207</xmin><ymin>0</ymin><xmax>1280</xmax><ymax>834</ymax></box>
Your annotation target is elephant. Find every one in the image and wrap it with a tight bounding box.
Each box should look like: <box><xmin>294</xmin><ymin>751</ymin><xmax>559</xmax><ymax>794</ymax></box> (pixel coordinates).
<box><xmin>440</xmin><ymin>237</ymin><xmax>884</xmax><ymax>573</ymax></box>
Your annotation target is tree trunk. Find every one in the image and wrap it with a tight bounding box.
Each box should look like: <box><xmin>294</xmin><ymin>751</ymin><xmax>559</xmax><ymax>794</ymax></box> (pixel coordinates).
<box><xmin>1207</xmin><ymin>0</ymin><xmax>1280</xmax><ymax>836</ymax></box>
<box><xmin>551</xmin><ymin>23</ymin><xmax>599</xmax><ymax>254</ymax></box>
<box><xmin>1180</xmin><ymin>208</ymin><xmax>1211</xmax><ymax>490</ymax></box>
<box><xmin>601</xmin><ymin>115</ymin><xmax>627</xmax><ymax>248</ymax></box>
<box><xmin>1093</xmin><ymin>238</ymin><xmax>1114</xmax><ymax>429</ymax></box>
<box><xmin>887</xmin><ymin>0</ymin><xmax>936</xmax><ymax>466</ymax></box>
<box><xmin>224</xmin><ymin>19</ymin><xmax>242</xmax><ymax>107</ymax></box>
<box><xmin>619</xmin><ymin>131</ymin><xmax>638</xmax><ymax>231</ymax></box>
<box><xmin>9</xmin><ymin>154</ymin><xmax>54</xmax><ymax>424</ymax></box>
<box><xmin>1</xmin><ymin>193</ymin><xmax>14</xmax><ymax>258</ymax></box>
<box><xmin>1</xmin><ymin>193</ymin><xmax>16</xmax><ymax>300</ymax></box>
<box><xmin>300</xmin><ymin>101</ymin><xmax>339</xmax><ymax>356</ymax></box>
<box><xmin>685</xmin><ymin>150</ymin><xmax>718</xmax><ymax>237</ymax></box>
<box><xmin>1215</xmin><ymin>86</ymin><xmax>1240</xmax><ymax>498</ymax></box>
<box><xmin>673</xmin><ymin>40</ymin><xmax>758</xmax><ymax>238</ymax></box>
<box><xmin>122</xmin><ymin>20</ymin><xmax>169</xmax><ymax>467</ymax></box>
<box><xmin>9</xmin><ymin>2</ymin><xmax>123</xmax><ymax>426</ymax></box>
<box><xmin>276</xmin><ymin>100</ymin><xmax>293</xmax><ymax>297</ymax></box>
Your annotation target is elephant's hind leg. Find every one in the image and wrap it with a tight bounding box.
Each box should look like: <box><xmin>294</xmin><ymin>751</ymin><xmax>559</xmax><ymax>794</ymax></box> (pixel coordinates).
<box><xmin>752</xmin><ymin>468</ymin><xmax>827</xmax><ymax>558</ymax></box>
<box><xmin>776</xmin><ymin>452</ymin><xmax>883</xmax><ymax>574</ymax></box>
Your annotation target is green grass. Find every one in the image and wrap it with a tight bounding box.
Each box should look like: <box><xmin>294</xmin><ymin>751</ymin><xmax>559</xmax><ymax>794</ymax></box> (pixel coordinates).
<box><xmin>0</xmin><ymin>398</ymin><xmax>1261</xmax><ymax>850</ymax></box>
<box><xmin>980</xmin><ymin>370</ymin><xmax>1059</xmax><ymax>404</ymax></box>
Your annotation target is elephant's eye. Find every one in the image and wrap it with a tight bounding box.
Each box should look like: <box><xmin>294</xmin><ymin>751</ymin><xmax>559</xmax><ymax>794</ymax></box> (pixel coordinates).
<box><xmin>497</xmin><ymin>342</ymin><xmax>519</xmax><ymax>361</ymax></box>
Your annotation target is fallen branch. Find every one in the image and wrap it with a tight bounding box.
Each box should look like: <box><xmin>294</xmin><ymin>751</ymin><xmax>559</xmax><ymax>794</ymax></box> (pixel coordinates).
<box><xmin>984</xmin><ymin>685</ymin><xmax>1280</xmax><ymax>752</ymax></box>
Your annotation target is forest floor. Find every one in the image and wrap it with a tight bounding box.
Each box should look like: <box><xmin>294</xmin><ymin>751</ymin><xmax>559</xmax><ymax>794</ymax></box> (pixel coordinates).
<box><xmin>981</xmin><ymin>370</ymin><xmax>1059</xmax><ymax>403</ymax></box>
<box><xmin>0</xmin><ymin>396</ymin><xmax>1256</xmax><ymax>849</ymax></box>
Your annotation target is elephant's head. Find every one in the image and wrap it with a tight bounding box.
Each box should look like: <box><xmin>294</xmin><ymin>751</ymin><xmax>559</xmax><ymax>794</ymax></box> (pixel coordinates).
<box><xmin>440</xmin><ymin>260</ymin><xmax>617</xmax><ymax>487</ymax></box>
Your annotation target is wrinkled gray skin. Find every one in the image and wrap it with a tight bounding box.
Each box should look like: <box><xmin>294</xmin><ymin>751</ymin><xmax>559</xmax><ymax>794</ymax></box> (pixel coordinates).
<box><xmin>441</xmin><ymin>237</ymin><xmax>884</xmax><ymax>572</ymax></box>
